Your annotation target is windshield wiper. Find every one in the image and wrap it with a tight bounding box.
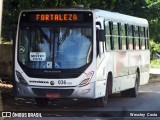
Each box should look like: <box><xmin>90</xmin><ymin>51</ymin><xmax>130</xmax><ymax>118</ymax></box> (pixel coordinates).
<box><xmin>37</xmin><ymin>27</ymin><xmax>50</xmax><ymax>43</ymax></box>
<box><xmin>58</xmin><ymin>28</ymin><xmax>70</xmax><ymax>46</ymax></box>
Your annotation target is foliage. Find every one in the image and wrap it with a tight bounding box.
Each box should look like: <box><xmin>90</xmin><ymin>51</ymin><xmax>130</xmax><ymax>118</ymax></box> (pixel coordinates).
<box><xmin>146</xmin><ymin>0</ymin><xmax>160</xmax><ymax>43</ymax></box>
<box><xmin>150</xmin><ymin>40</ymin><xmax>160</xmax><ymax>60</ymax></box>
<box><xmin>1</xmin><ymin>0</ymin><xmax>160</xmax><ymax>45</ymax></box>
<box><xmin>150</xmin><ymin>59</ymin><xmax>160</xmax><ymax>68</ymax></box>
<box><xmin>0</xmin><ymin>37</ymin><xmax>6</xmax><ymax>44</ymax></box>
<box><xmin>150</xmin><ymin>40</ymin><xmax>160</xmax><ymax>52</ymax></box>
<box><xmin>2</xmin><ymin>0</ymin><xmax>71</xmax><ymax>39</ymax></box>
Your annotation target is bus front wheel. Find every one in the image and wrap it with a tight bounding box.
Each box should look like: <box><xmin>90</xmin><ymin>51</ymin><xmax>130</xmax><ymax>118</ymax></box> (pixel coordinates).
<box><xmin>95</xmin><ymin>82</ymin><xmax>109</xmax><ymax>107</ymax></box>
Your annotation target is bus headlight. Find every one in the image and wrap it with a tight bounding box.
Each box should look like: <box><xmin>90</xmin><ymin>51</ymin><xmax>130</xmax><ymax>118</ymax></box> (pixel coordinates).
<box><xmin>16</xmin><ymin>71</ymin><xmax>28</xmax><ymax>85</ymax></box>
<box><xmin>79</xmin><ymin>71</ymin><xmax>94</xmax><ymax>87</ymax></box>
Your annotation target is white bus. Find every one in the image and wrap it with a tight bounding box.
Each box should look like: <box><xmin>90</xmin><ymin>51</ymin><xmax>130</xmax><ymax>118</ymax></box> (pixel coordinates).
<box><xmin>13</xmin><ymin>8</ymin><xmax>150</xmax><ymax>107</ymax></box>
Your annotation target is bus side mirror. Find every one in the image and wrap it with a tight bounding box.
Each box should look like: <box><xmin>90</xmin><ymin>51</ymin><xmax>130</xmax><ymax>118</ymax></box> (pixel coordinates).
<box><xmin>96</xmin><ymin>29</ymin><xmax>105</xmax><ymax>57</ymax></box>
<box><xmin>97</xmin><ymin>29</ymin><xmax>105</xmax><ymax>42</ymax></box>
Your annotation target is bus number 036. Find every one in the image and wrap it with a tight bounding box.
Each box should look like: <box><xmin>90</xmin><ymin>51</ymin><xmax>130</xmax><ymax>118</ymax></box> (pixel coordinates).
<box><xmin>58</xmin><ymin>80</ymin><xmax>66</xmax><ymax>85</ymax></box>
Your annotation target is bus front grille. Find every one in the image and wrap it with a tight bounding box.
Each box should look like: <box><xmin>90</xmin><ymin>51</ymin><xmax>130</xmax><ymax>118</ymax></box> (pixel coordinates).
<box><xmin>32</xmin><ymin>88</ymin><xmax>74</xmax><ymax>97</ymax></box>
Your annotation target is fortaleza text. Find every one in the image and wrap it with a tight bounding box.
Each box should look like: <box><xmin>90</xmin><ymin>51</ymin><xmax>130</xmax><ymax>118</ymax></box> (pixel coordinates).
<box><xmin>36</xmin><ymin>14</ymin><xmax>78</xmax><ymax>21</ymax></box>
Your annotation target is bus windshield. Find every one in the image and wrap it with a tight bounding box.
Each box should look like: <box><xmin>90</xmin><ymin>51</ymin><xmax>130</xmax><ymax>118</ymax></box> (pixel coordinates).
<box><xmin>18</xmin><ymin>26</ymin><xmax>92</xmax><ymax>69</ymax></box>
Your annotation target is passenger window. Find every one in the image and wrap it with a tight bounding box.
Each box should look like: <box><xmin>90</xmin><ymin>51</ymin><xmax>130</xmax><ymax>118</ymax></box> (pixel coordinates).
<box><xmin>113</xmin><ymin>22</ymin><xmax>119</xmax><ymax>50</ymax></box>
<box><xmin>128</xmin><ymin>25</ymin><xmax>133</xmax><ymax>50</ymax></box>
<box><xmin>105</xmin><ymin>21</ymin><xmax>111</xmax><ymax>50</ymax></box>
<box><xmin>121</xmin><ymin>23</ymin><xmax>126</xmax><ymax>36</ymax></box>
<box><xmin>141</xmin><ymin>38</ymin><xmax>145</xmax><ymax>50</ymax></box>
<box><xmin>134</xmin><ymin>26</ymin><xmax>139</xmax><ymax>50</ymax></box>
<box><xmin>140</xmin><ymin>27</ymin><xmax>145</xmax><ymax>50</ymax></box>
<box><xmin>140</xmin><ymin>27</ymin><xmax>144</xmax><ymax>37</ymax></box>
<box><xmin>128</xmin><ymin>25</ymin><xmax>132</xmax><ymax>36</ymax></box>
<box><xmin>145</xmin><ymin>27</ymin><xmax>149</xmax><ymax>49</ymax></box>
<box><xmin>121</xmin><ymin>23</ymin><xmax>126</xmax><ymax>50</ymax></box>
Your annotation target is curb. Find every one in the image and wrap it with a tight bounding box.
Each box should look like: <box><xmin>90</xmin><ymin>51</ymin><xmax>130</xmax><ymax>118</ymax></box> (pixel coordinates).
<box><xmin>149</xmin><ymin>68</ymin><xmax>160</xmax><ymax>82</ymax></box>
<box><xmin>150</xmin><ymin>68</ymin><xmax>160</xmax><ymax>75</ymax></box>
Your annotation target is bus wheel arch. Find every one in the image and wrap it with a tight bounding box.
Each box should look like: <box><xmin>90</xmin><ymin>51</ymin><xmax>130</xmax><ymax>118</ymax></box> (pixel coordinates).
<box><xmin>95</xmin><ymin>72</ymin><xmax>113</xmax><ymax>107</ymax></box>
<box><xmin>121</xmin><ymin>69</ymin><xmax>140</xmax><ymax>97</ymax></box>
<box><xmin>134</xmin><ymin>68</ymin><xmax>140</xmax><ymax>96</ymax></box>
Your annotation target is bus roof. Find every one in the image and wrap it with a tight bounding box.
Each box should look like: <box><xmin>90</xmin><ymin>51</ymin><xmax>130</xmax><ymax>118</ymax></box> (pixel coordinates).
<box><xmin>93</xmin><ymin>9</ymin><xmax>148</xmax><ymax>27</ymax></box>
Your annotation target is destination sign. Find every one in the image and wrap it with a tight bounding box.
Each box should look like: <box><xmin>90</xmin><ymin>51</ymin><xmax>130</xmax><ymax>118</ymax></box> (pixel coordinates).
<box><xmin>35</xmin><ymin>14</ymin><xmax>78</xmax><ymax>21</ymax></box>
<box><xmin>20</xmin><ymin>11</ymin><xmax>93</xmax><ymax>23</ymax></box>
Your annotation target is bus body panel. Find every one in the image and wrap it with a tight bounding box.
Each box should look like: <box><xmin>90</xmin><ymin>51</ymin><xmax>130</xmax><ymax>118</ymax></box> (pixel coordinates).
<box><xmin>139</xmin><ymin>50</ymin><xmax>150</xmax><ymax>85</ymax></box>
<box><xmin>113</xmin><ymin>50</ymin><xmax>129</xmax><ymax>92</ymax></box>
<box><xmin>94</xmin><ymin>9</ymin><xmax>149</xmax><ymax>95</ymax></box>
<box><xmin>95</xmin><ymin>51</ymin><xmax>114</xmax><ymax>98</ymax></box>
<box><xmin>14</xmin><ymin>61</ymin><xmax>97</xmax><ymax>98</ymax></box>
<box><xmin>14</xmin><ymin>8</ymin><xmax>150</xmax><ymax>100</ymax></box>
<box><xmin>14</xmin><ymin>81</ymin><xmax>96</xmax><ymax>98</ymax></box>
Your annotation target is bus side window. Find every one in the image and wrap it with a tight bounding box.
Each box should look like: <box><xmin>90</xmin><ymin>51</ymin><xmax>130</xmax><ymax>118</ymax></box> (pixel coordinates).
<box><xmin>113</xmin><ymin>22</ymin><xmax>119</xmax><ymax>50</ymax></box>
<box><xmin>121</xmin><ymin>23</ymin><xmax>126</xmax><ymax>50</ymax></box>
<box><xmin>134</xmin><ymin>26</ymin><xmax>139</xmax><ymax>50</ymax></box>
<box><xmin>140</xmin><ymin>27</ymin><xmax>145</xmax><ymax>50</ymax></box>
<box><xmin>128</xmin><ymin>24</ymin><xmax>133</xmax><ymax>50</ymax></box>
<box><xmin>105</xmin><ymin>21</ymin><xmax>111</xmax><ymax>50</ymax></box>
<box><xmin>145</xmin><ymin>27</ymin><xmax>149</xmax><ymax>49</ymax></box>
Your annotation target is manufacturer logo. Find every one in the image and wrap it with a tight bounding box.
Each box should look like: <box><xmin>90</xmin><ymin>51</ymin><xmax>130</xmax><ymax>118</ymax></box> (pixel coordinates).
<box><xmin>50</xmin><ymin>81</ymin><xmax>55</xmax><ymax>85</ymax></box>
<box><xmin>19</xmin><ymin>46</ymin><xmax>25</xmax><ymax>54</ymax></box>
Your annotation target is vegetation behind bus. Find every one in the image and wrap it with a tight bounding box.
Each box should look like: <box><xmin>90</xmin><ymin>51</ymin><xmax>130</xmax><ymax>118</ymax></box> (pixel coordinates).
<box><xmin>150</xmin><ymin>40</ymin><xmax>160</xmax><ymax>68</ymax></box>
<box><xmin>1</xmin><ymin>0</ymin><xmax>160</xmax><ymax>64</ymax></box>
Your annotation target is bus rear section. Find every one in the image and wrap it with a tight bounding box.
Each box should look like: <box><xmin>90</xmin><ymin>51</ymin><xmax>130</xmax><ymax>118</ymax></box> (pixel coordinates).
<box><xmin>14</xmin><ymin>9</ymin><xmax>98</xmax><ymax>106</ymax></box>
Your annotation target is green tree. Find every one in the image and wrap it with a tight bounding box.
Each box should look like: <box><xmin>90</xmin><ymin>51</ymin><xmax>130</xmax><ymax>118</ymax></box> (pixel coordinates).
<box><xmin>2</xmin><ymin>0</ymin><xmax>160</xmax><ymax>44</ymax></box>
<box><xmin>146</xmin><ymin>1</ymin><xmax>160</xmax><ymax>43</ymax></box>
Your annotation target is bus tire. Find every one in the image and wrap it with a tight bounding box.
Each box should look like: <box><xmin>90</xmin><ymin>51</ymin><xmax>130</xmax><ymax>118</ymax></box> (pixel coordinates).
<box><xmin>121</xmin><ymin>72</ymin><xmax>139</xmax><ymax>97</ymax></box>
<box><xmin>35</xmin><ymin>98</ymin><xmax>49</xmax><ymax>107</ymax></box>
<box><xmin>121</xmin><ymin>90</ymin><xmax>130</xmax><ymax>97</ymax></box>
<box><xmin>95</xmin><ymin>81</ymin><xmax>109</xmax><ymax>107</ymax></box>
<box><xmin>129</xmin><ymin>72</ymin><xmax>139</xmax><ymax>97</ymax></box>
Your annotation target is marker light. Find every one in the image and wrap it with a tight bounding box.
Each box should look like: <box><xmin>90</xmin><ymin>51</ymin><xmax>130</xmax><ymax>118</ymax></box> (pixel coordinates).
<box><xmin>79</xmin><ymin>71</ymin><xmax>94</xmax><ymax>87</ymax></box>
<box><xmin>16</xmin><ymin>71</ymin><xmax>27</xmax><ymax>85</ymax></box>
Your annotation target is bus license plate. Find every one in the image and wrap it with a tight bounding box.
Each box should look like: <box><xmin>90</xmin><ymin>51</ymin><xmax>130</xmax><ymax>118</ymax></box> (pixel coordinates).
<box><xmin>46</xmin><ymin>93</ymin><xmax>60</xmax><ymax>98</ymax></box>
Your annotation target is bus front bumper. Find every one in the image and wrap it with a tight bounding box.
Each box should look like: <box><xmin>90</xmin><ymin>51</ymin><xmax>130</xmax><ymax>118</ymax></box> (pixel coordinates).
<box><xmin>14</xmin><ymin>81</ymin><xmax>95</xmax><ymax>99</ymax></box>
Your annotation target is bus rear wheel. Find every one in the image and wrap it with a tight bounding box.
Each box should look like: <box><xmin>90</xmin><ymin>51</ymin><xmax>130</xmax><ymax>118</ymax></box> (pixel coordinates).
<box><xmin>35</xmin><ymin>98</ymin><xmax>49</xmax><ymax>107</ymax></box>
<box><xmin>121</xmin><ymin>72</ymin><xmax>139</xmax><ymax>97</ymax></box>
<box><xmin>129</xmin><ymin>72</ymin><xmax>139</xmax><ymax>97</ymax></box>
